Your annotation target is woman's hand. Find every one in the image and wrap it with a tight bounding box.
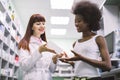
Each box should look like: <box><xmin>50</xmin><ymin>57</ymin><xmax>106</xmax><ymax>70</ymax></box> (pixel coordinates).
<box><xmin>59</xmin><ymin>50</ymin><xmax>82</xmax><ymax>62</ymax></box>
<box><xmin>71</xmin><ymin>50</ymin><xmax>83</xmax><ymax>60</ymax></box>
<box><xmin>52</xmin><ymin>54</ymin><xmax>63</xmax><ymax>64</ymax></box>
<box><xmin>39</xmin><ymin>44</ymin><xmax>56</xmax><ymax>54</ymax></box>
<box><xmin>59</xmin><ymin>58</ymin><xmax>74</xmax><ymax>67</ymax></box>
<box><xmin>59</xmin><ymin>57</ymin><xmax>70</xmax><ymax>62</ymax></box>
<box><xmin>60</xmin><ymin>51</ymin><xmax>68</xmax><ymax>58</ymax></box>
<box><xmin>59</xmin><ymin>51</ymin><xmax>69</xmax><ymax>62</ymax></box>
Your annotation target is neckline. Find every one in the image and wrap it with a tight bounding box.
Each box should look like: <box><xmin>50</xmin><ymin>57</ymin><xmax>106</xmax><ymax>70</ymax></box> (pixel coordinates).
<box><xmin>31</xmin><ymin>36</ymin><xmax>42</xmax><ymax>43</ymax></box>
<box><xmin>78</xmin><ymin>35</ymin><xmax>97</xmax><ymax>43</ymax></box>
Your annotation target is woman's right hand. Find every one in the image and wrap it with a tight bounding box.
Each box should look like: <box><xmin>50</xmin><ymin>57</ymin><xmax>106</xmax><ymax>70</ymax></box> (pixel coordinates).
<box><xmin>39</xmin><ymin>44</ymin><xmax>56</xmax><ymax>54</ymax></box>
<box><xmin>52</xmin><ymin>54</ymin><xmax>63</xmax><ymax>64</ymax></box>
<box><xmin>59</xmin><ymin>57</ymin><xmax>70</xmax><ymax>63</ymax></box>
<box><xmin>59</xmin><ymin>58</ymin><xmax>74</xmax><ymax>67</ymax></box>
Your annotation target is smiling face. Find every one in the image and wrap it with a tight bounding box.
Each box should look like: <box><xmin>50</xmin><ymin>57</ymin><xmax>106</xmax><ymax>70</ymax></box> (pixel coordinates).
<box><xmin>32</xmin><ymin>21</ymin><xmax>45</xmax><ymax>38</ymax></box>
<box><xmin>75</xmin><ymin>15</ymin><xmax>89</xmax><ymax>33</ymax></box>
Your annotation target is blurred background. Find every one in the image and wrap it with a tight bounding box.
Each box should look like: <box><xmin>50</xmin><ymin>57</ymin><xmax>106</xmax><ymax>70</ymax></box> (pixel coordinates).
<box><xmin>0</xmin><ymin>0</ymin><xmax>120</xmax><ymax>80</ymax></box>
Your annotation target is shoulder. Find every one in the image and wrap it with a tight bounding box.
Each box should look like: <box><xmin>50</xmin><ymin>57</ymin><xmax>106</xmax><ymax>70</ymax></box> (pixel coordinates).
<box><xmin>95</xmin><ymin>35</ymin><xmax>106</xmax><ymax>46</ymax></box>
<box><xmin>95</xmin><ymin>35</ymin><xmax>105</xmax><ymax>41</ymax></box>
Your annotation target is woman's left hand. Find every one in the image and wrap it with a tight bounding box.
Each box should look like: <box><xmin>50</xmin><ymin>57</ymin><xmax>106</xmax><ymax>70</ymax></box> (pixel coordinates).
<box><xmin>52</xmin><ymin>54</ymin><xmax>63</xmax><ymax>64</ymax></box>
<box><xmin>59</xmin><ymin>57</ymin><xmax>70</xmax><ymax>63</ymax></box>
<box><xmin>71</xmin><ymin>50</ymin><xmax>83</xmax><ymax>59</ymax></box>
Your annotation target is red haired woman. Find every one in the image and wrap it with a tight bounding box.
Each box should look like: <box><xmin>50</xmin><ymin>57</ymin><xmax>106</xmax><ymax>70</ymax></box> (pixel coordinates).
<box><xmin>18</xmin><ymin>14</ymin><xmax>62</xmax><ymax>80</ymax></box>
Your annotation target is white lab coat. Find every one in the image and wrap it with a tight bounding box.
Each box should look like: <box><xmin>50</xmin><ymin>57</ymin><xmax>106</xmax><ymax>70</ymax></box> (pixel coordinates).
<box><xmin>19</xmin><ymin>36</ymin><xmax>57</xmax><ymax>80</ymax></box>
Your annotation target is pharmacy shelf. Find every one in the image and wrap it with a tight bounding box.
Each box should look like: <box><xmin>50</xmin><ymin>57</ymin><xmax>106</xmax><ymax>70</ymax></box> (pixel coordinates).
<box><xmin>0</xmin><ymin>0</ymin><xmax>21</xmax><ymax>80</ymax></box>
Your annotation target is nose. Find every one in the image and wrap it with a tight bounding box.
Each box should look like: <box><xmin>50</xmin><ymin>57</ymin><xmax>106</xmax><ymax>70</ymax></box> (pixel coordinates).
<box><xmin>40</xmin><ymin>24</ymin><xmax>45</xmax><ymax>28</ymax></box>
<box><xmin>75</xmin><ymin>22</ymin><xmax>78</xmax><ymax>27</ymax></box>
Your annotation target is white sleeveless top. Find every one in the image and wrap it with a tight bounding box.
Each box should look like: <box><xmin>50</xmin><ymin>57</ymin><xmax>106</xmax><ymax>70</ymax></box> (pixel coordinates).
<box><xmin>73</xmin><ymin>35</ymin><xmax>101</xmax><ymax>78</ymax></box>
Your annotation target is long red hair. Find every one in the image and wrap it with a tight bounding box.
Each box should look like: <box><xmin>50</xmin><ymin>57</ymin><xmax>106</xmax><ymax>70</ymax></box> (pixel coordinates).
<box><xmin>18</xmin><ymin>14</ymin><xmax>47</xmax><ymax>51</ymax></box>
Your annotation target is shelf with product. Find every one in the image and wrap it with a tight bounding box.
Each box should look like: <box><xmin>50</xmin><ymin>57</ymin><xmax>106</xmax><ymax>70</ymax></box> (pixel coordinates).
<box><xmin>0</xmin><ymin>0</ymin><xmax>22</xmax><ymax>80</ymax></box>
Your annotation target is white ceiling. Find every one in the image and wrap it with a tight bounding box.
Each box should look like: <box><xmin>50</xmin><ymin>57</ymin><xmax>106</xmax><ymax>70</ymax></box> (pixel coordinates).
<box><xmin>12</xmin><ymin>0</ymin><xmax>106</xmax><ymax>39</ymax></box>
